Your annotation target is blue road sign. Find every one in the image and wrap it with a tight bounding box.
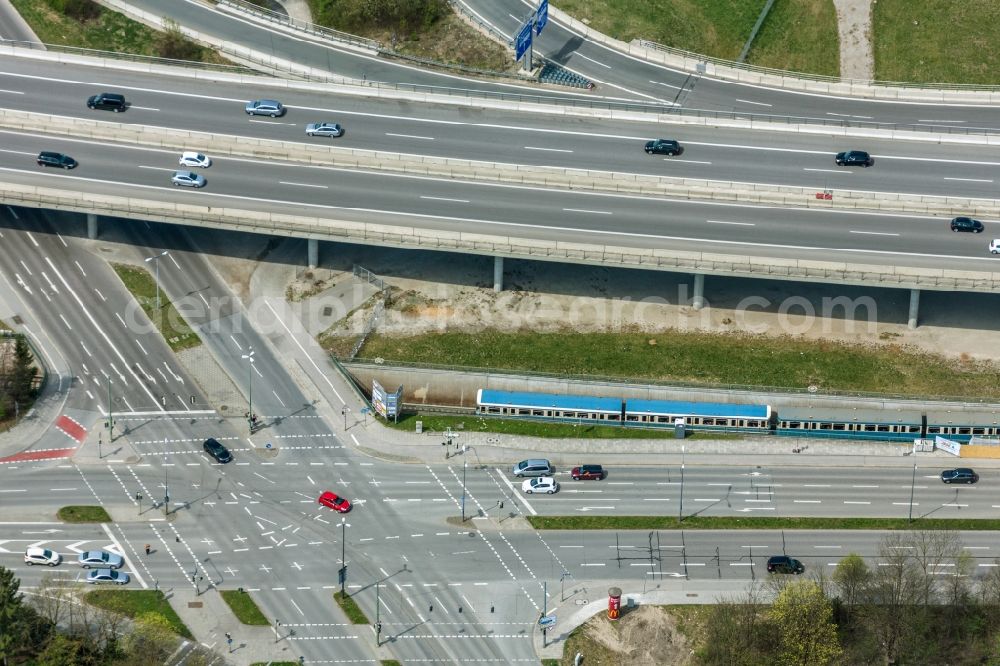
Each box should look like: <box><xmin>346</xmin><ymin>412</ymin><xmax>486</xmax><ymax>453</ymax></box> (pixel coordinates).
<box><xmin>515</xmin><ymin>20</ymin><xmax>533</xmax><ymax>60</ymax></box>
<box><xmin>538</xmin><ymin>615</ymin><xmax>556</xmax><ymax>628</ymax></box>
<box><xmin>535</xmin><ymin>0</ymin><xmax>548</xmax><ymax>35</ymax></box>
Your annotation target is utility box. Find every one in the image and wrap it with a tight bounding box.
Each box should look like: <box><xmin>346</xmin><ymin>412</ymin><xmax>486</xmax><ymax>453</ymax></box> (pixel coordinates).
<box><xmin>674</xmin><ymin>417</ymin><xmax>686</xmax><ymax>439</ymax></box>
<box><xmin>415</xmin><ymin>421</ymin><xmax>423</xmax><ymax>434</ymax></box>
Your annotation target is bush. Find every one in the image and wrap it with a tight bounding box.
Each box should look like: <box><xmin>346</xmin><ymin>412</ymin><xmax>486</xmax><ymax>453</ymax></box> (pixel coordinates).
<box><xmin>54</xmin><ymin>0</ymin><xmax>101</xmax><ymax>22</ymax></box>
<box><xmin>155</xmin><ymin>24</ymin><xmax>202</xmax><ymax>61</ymax></box>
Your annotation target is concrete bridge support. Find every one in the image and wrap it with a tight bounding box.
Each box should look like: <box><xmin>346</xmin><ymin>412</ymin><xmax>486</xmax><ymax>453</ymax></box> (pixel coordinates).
<box><xmin>86</xmin><ymin>213</ymin><xmax>98</xmax><ymax>239</ymax></box>
<box><xmin>493</xmin><ymin>256</ymin><xmax>503</xmax><ymax>293</ymax></box>
<box><xmin>692</xmin><ymin>273</ymin><xmax>705</xmax><ymax>310</ymax></box>
<box><xmin>307</xmin><ymin>238</ymin><xmax>318</xmax><ymax>269</ymax></box>
<box><xmin>908</xmin><ymin>288</ymin><xmax>920</xmax><ymax>330</ymax></box>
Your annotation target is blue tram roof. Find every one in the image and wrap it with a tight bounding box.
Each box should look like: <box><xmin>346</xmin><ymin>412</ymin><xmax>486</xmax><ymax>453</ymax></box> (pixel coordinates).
<box><xmin>477</xmin><ymin>389</ymin><xmax>622</xmax><ymax>413</ymax></box>
<box><xmin>626</xmin><ymin>399</ymin><xmax>770</xmax><ymax>419</ymax></box>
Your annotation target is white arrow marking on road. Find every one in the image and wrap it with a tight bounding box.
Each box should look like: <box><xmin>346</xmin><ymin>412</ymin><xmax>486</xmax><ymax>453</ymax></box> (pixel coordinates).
<box><xmin>0</xmin><ymin>541</ymin><xmax>10</xmax><ymax>553</ymax></box>
<box><xmin>66</xmin><ymin>541</ymin><xmax>90</xmax><ymax>554</ymax></box>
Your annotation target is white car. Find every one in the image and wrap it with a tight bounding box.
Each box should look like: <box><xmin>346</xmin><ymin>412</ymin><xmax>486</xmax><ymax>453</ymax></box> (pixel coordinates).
<box><xmin>179</xmin><ymin>151</ymin><xmax>211</xmax><ymax>168</ymax></box>
<box><xmin>171</xmin><ymin>170</ymin><xmax>206</xmax><ymax>188</ymax></box>
<box><xmin>990</xmin><ymin>239</ymin><xmax>1000</xmax><ymax>254</ymax></box>
<box><xmin>305</xmin><ymin>122</ymin><xmax>344</xmax><ymax>137</ymax></box>
<box><xmin>24</xmin><ymin>547</ymin><xmax>61</xmax><ymax>566</ymax></box>
<box><xmin>522</xmin><ymin>476</ymin><xmax>559</xmax><ymax>494</ymax></box>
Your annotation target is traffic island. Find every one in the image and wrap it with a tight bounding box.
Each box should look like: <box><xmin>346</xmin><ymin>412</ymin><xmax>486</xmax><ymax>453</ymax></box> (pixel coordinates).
<box><xmin>219</xmin><ymin>589</ymin><xmax>270</xmax><ymax>625</ymax></box>
<box><xmin>57</xmin><ymin>505</ymin><xmax>111</xmax><ymax>523</ymax></box>
<box><xmin>333</xmin><ymin>591</ymin><xmax>369</xmax><ymax>624</ymax></box>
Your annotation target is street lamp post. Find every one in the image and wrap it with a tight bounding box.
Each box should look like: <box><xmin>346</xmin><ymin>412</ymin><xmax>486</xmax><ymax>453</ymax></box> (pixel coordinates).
<box><xmin>908</xmin><ymin>462</ymin><xmax>917</xmax><ymax>523</ymax></box>
<box><xmin>144</xmin><ymin>250</ymin><xmax>169</xmax><ymax>310</ymax></box>
<box><xmin>163</xmin><ymin>454</ymin><xmax>169</xmax><ymax>516</ymax></box>
<box><xmin>339</xmin><ymin>518</ymin><xmax>350</xmax><ymax>596</ymax></box>
<box><xmin>375</xmin><ymin>580</ymin><xmax>381</xmax><ymax>645</ymax></box>
<box><xmin>461</xmin><ymin>446</ymin><xmax>468</xmax><ymax>521</ymax></box>
<box><xmin>678</xmin><ymin>445</ymin><xmax>686</xmax><ymax>523</ymax></box>
<box><xmin>242</xmin><ymin>348</ymin><xmax>255</xmax><ymax>433</ymax></box>
<box><xmin>107</xmin><ymin>376</ymin><xmax>114</xmax><ymax>440</ymax></box>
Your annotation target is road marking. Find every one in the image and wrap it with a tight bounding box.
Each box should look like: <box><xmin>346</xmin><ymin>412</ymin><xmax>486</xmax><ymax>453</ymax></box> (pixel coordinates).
<box><xmin>279</xmin><ymin>182</ymin><xmax>328</xmax><ymax>189</ymax></box>
<box><xmin>420</xmin><ymin>196</ymin><xmax>469</xmax><ymax>203</ymax></box>
<box><xmin>803</xmin><ymin>168</ymin><xmax>849</xmax><ymax>174</ymax></box>
<box><xmin>385</xmin><ymin>132</ymin><xmax>434</xmax><ymax>140</ymax></box>
<box><xmin>671</xmin><ymin>159</ymin><xmax>712</xmax><ymax>165</ymax></box>
<box><xmin>573</xmin><ymin>52</ymin><xmax>612</xmax><ymax>69</ymax></box>
<box><xmin>563</xmin><ymin>208</ymin><xmax>612</xmax><ymax>215</ymax></box>
<box><xmin>793</xmin><ymin>500</ymin><xmax>821</xmax><ymax>503</ymax></box>
<box><xmin>497</xmin><ymin>471</ymin><xmax>535</xmax><ymax>516</ymax></box>
<box><xmin>706</xmin><ymin>220</ymin><xmax>754</xmax><ymax>226</ymax></box>
<box><xmin>850</xmin><ymin>231</ymin><xmax>900</xmax><ymax>237</ymax></box>
<box><xmin>843</xmin><ymin>501</ymin><xmax>871</xmax><ymax>504</ymax></box>
<box><xmin>944</xmin><ymin>177</ymin><xmax>993</xmax><ymax>183</ymax></box>
<box><xmin>735</xmin><ymin>98</ymin><xmax>772</xmax><ymax>107</ymax></box>
<box><xmin>919</xmin><ymin>119</ymin><xmax>965</xmax><ymax>123</ymax></box>
<box><xmin>524</xmin><ymin>146</ymin><xmax>573</xmax><ymax>153</ymax></box>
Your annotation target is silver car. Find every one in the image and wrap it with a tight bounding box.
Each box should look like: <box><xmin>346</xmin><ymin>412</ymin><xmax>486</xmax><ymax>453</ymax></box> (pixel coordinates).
<box><xmin>306</xmin><ymin>122</ymin><xmax>343</xmax><ymax>137</ymax></box>
<box><xmin>171</xmin><ymin>170</ymin><xmax>206</xmax><ymax>188</ymax></box>
<box><xmin>78</xmin><ymin>550</ymin><xmax>123</xmax><ymax>569</ymax></box>
<box><xmin>245</xmin><ymin>99</ymin><xmax>285</xmax><ymax>117</ymax></box>
<box><xmin>86</xmin><ymin>568</ymin><xmax>129</xmax><ymax>585</ymax></box>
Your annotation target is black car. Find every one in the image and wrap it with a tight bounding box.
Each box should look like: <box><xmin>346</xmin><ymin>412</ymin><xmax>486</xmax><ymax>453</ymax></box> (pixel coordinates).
<box><xmin>767</xmin><ymin>555</ymin><xmax>805</xmax><ymax>574</ymax></box>
<box><xmin>941</xmin><ymin>468</ymin><xmax>978</xmax><ymax>484</ymax></box>
<box><xmin>203</xmin><ymin>438</ymin><xmax>232</xmax><ymax>463</ymax></box>
<box><xmin>644</xmin><ymin>139</ymin><xmax>682</xmax><ymax>156</ymax></box>
<box><xmin>835</xmin><ymin>150</ymin><xmax>873</xmax><ymax>167</ymax></box>
<box><xmin>86</xmin><ymin>92</ymin><xmax>126</xmax><ymax>112</ymax></box>
<box><xmin>951</xmin><ymin>216</ymin><xmax>984</xmax><ymax>233</ymax></box>
<box><xmin>37</xmin><ymin>151</ymin><xmax>77</xmax><ymax>169</ymax></box>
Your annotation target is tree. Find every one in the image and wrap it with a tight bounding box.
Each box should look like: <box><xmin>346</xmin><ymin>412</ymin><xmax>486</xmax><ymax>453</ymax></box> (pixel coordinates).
<box><xmin>769</xmin><ymin>580</ymin><xmax>842</xmax><ymax>666</ymax></box>
<box><xmin>10</xmin><ymin>335</ymin><xmax>36</xmax><ymax>405</ymax></box>
<box><xmin>0</xmin><ymin>567</ymin><xmax>24</xmax><ymax>666</ymax></box>
<box><xmin>118</xmin><ymin>612</ymin><xmax>177</xmax><ymax>665</ymax></box>
<box><xmin>832</xmin><ymin>553</ymin><xmax>870</xmax><ymax>607</ymax></box>
<box><xmin>699</xmin><ymin>586</ymin><xmax>775</xmax><ymax>665</ymax></box>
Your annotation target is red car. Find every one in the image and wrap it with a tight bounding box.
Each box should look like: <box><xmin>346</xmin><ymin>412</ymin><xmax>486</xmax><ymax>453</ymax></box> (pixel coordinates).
<box><xmin>318</xmin><ymin>491</ymin><xmax>352</xmax><ymax>513</ymax></box>
<box><xmin>571</xmin><ymin>465</ymin><xmax>606</xmax><ymax>480</ymax></box>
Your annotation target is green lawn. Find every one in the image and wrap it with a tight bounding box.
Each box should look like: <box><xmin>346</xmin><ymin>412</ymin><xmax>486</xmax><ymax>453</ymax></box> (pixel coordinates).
<box><xmin>528</xmin><ymin>515</ymin><xmax>1000</xmax><ymax>531</ymax></box>
<box><xmin>873</xmin><ymin>0</ymin><xmax>1000</xmax><ymax>84</ymax></box>
<box><xmin>350</xmin><ymin>330</ymin><xmax>1000</xmax><ymax>400</ymax></box>
<box><xmin>219</xmin><ymin>589</ymin><xmax>270</xmax><ymax>625</ymax></box>
<box><xmin>84</xmin><ymin>589</ymin><xmax>193</xmax><ymax>639</ymax></box>
<box><xmin>57</xmin><ymin>506</ymin><xmax>111</xmax><ymax>523</ymax></box>
<box><xmin>111</xmin><ymin>264</ymin><xmax>201</xmax><ymax>352</ymax></box>
<box><xmin>745</xmin><ymin>0</ymin><xmax>839</xmax><ymax>76</ymax></box>
<box><xmin>555</xmin><ymin>0</ymin><xmax>766</xmax><ymax>61</ymax></box>
<box><xmin>9</xmin><ymin>0</ymin><xmax>229</xmax><ymax>64</ymax></box>
<box><xmin>387</xmin><ymin>413</ymin><xmax>739</xmax><ymax>440</ymax></box>
<box><xmin>334</xmin><ymin>591</ymin><xmax>369</xmax><ymax>624</ymax></box>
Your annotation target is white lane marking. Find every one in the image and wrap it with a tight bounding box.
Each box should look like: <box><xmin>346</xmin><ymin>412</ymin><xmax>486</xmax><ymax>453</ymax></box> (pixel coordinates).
<box><xmin>420</xmin><ymin>196</ymin><xmax>469</xmax><ymax>203</ymax></box>
<box><xmin>850</xmin><ymin>231</ymin><xmax>900</xmax><ymax>236</ymax></box>
<box><xmin>385</xmin><ymin>133</ymin><xmax>434</xmax><ymax>140</ymax></box>
<box><xmin>137</xmin><ymin>166</ymin><xmax>177</xmax><ymax>172</ymax></box>
<box><xmin>648</xmin><ymin>79</ymin><xmax>683</xmax><ymax>90</ymax></box>
<box><xmin>248</xmin><ymin>119</ymin><xmax>295</xmax><ymax>126</ymax></box>
<box><xmin>844</xmin><ymin>501</ymin><xmax>871</xmax><ymax>504</ymax></box>
<box><xmin>0</xmin><ymin>89</ymin><xmax>24</xmax><ymax>94</ymax></box>
<box><xmin>803</xmin><ymin>168</ymin><xmax>850</xmax><ymax>174</ymax></box>
<box><xmin>919</xmin><ymin>119</ymin><xmax>965</xmax><ymax>123</ymax></box>
<box><xmin>101</xmin><ymin>523</ymin><xmax>147</xmax><ymax>589</ymax></box>
<box><xmin>262</xmin><ymin>300</ymin><xmax>345</xmax><ymax>405</ymax></box>
<box><xmin>573</xmin><ymin>52</ymin><xmax>612</xmax><ymax>69</ymax></box>
<box><xmin>128</xmin><ymin>106</ymin><xmax>159</xmax><ymax>111</ymax></box>
<box><xmin>524</xmin><ymin>146</ymin><xmax>574</xmax><ymax>153</ymax></box>
<box><xmin>563</xmin><ymin>208</ymin><xmax>612</xmax><ymax>215</ymax></box>
<box><xmin>944</xmin><ymin>177</ymin><xmax>993</xmax><ymax>183</ymax></box>
<box><xmin>735</xmin><ymin>98</ymin><xmax>772</xmax><ymax>107</ymax></box>
<box><xmin>670</xmin><ymin>159</ymin><xmax>712</xmax><ymax>165</ymax></box>
<box><xmin>706</xmin><ymin>220</ymin><xmax>755</xmax><ymax>226</ymax></box>
<box><xmin>280</xmin><ymin>182</ymin><xmax>328</xmax><ymax>188</ymax></box>
<box><xmin>497</xmin><ymin>470</ymin><xmax>535</xmax><ymax>516</ymax></box>
<box><xmin>793</xmin><ymin>500</ymin><xmax>821</xmax><ymax>503</ymax></box>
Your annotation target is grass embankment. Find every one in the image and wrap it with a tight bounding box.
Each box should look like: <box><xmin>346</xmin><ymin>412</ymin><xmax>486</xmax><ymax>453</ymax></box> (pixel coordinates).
<box><xmin>10</xmin><ymin>0</ymin><xmax>230</xmax><ymax>64</ymax></box>
<box><xmin>219</xmin><ymin>589</ymin><xmax>270</xmax><ymax>625</ymax></box>
<box><xmin>873</xmin><ymin>0</ymin><xmax>1000</xmax><ymax>84</ymax></box>
<box><xmin>745</xmin><ymin>0</ymin><xmax>839</xmax><ymax>76</ymax></box>
<box><xmin>528</xmin><ymin>515</ymin><xmax>1000</xmax><ymax>531</ymax></box>
<box><xmin>85</xmin><ymin>589</ymin><xmax>193</xmax><ymax>639</ymax></box>
<box><xmin>387</xmin><ymin>413</ymin><xmax>739</xmax><ymax>440</ymax></box>
<box><xmin>350</xmin><ymin>330</ymin><xmax>1000</xmax><ymax>400</ymax></box>
<box><xmin>57</xmin><ymin>506</ymin><xmax>111</xmax><ymax>523</ymax></box>
<box><xmin>111</xmin><ymin>264</ymin><xmax>201</xmax><ymax>352</ymax></box>
<box><xmin>334</xmin><ymin>591</ymin><xmax>369</xmax><ymax>624</ymax></box>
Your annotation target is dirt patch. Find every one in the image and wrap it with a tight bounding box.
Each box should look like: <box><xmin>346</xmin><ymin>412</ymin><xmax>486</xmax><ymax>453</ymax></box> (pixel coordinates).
<box><xmin>567</xmin><ymin>605</ymin><xmax>695</xmax><ymax>666</ymax></box>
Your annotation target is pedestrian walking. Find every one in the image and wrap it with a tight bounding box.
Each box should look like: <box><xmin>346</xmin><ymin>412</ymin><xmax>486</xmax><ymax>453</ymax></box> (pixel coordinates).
<box><xmin>144</xmin><ymin>543</ymin><xmax>151</xmax><ymax>555</ymax></box>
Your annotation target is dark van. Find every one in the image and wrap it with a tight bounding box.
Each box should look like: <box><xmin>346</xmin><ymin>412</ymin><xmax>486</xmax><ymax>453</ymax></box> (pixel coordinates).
<box><xmin>87</xmin><ymin>92</ymin><xmax>126</xmax><ymax>112</ymax></box>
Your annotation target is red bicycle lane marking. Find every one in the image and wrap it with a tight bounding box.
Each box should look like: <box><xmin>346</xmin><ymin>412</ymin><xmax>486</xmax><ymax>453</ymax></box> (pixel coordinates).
<box><xmin>0</xmin><ymin>447</ymin><xmax>77</xmax><ymax>463</ymax></box>
<box><xmin>55</xmin><ymin>415</ymin><xmax>87</xmax><ymax>444</ymax></box>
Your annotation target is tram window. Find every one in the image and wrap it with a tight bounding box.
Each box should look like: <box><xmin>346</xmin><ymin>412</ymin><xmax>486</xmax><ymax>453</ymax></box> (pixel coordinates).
<box><xmin>959</xmin><ymin>427</ymin><xmax>971</xmax><ymax>435</ymax></box>
<box><xmin>877</xmin><ymin>425</ymin><xmax>890</xmax><ymax>432</ymax></box>
<box><xmin>738</xmin><ymin>420</ymin><xmax>746</xmax><ymax>427</ymax></box>
<box><xmin>819</xmin><ymin>422</ymin><xmax>833</xmax><ymax>430</ymax></box>
<box><xmin>787</xmin><ymin>421</ymin><xmax>801</xmax><ymax>428</ymax></box>
<box><xmin>863</xmin><ymin>424</ymin><xmax>877</xmax><ymax>432</ymax></box>
<box><xmin>832</xmin><ymin>423</ymin><xmax>846</xmax><ymax>431</ymax></box>
<box><xmin>973</xmin><ymin>428</ymin><xmax>986</xmax><ymax>435</ymax></box>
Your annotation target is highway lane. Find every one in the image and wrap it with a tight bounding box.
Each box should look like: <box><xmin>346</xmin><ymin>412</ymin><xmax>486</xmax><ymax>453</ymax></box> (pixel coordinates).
<box><xmin>2</xmin><ymin>137</ymin><xmax>998</xmax><ymax>273</ymax></box>
<box><xmin>4</xmin><ymin>59</ymin><xmax>1000</xmax><ymax>202</ymax></box>
<box><xmin>461</xmin><ymin>0</ymin><xmax>1000</xmax><ymax>129</ymax></box>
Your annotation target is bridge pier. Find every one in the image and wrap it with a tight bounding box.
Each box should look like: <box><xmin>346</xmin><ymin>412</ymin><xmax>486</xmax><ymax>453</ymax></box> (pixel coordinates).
<box><xmin>307</xmin><ymin>238</ymin><xmax>318</xmax><ymax>269</ymax></box>
<box><xmin>493</xmin><ymin>256</ymin><xmax>503</xmax><ymax>293</ymax></box>
<box><xmin>86</xmin><ymin>213</ymin><xmax>98</xmax><ymax>239</ymax></box>
<box><xmin>691</xmin><ymin>273</ymin><xmax>705</xmax><ymax>310</ymax></box>
<box><xmin>908</xmin><ymin>288</ymin><xmax>920</xmax><ymax>330</ymax></box>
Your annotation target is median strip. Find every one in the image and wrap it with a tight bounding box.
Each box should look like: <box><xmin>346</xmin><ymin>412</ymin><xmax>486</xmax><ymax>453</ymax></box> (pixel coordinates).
<box><xmin>527</xmin><ymin>515</ymin><xmax>1000</xmax><ymax>530</ymax></box>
